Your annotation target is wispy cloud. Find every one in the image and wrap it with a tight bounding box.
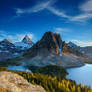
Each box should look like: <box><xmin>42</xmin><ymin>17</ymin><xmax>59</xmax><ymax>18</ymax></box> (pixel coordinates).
<box><xmin>15</xmin><ymin>33</ymin><xmax>34</xmax><ymax>41</ymax></box>
<box><xmin>54</xmin><ymin>27</ymin><xmax>71</xmax><ymax>38</ymax></box>
<box><xmin>47</xmin><ymin>7</ymin><xmax>70</xmax><ymax>19</ymax></box>
<box><xmin>70</xmin><ymin>13</ymin><xmax>92</xmax><ymax>22</ymax></box>
<box><xmin>48</xmin><ymin>1</ymin><xmax>92</xmax><ymax>22</ymax></box>
<box><xmin>15</xmin><ymin>0</ymin><xmax>71</xmax><ymax>20</ymax></box>
<box><xmin>47</xmin><ymin>6</ymin><xmax>87</xmax><ymax>22</ymax></box>
<box><xmin>14</xmin><ymin>0</ymin><xmax>92</xmax><ymax>22</ymax></box>
<box><xmin>80</xmin><ymin>0</ymin><xmax>92</xmax><ymax>12</ymax></box>
<box><xmin>15</xmin><ymin>0</ymin><xmax>55</xmax><ymax>15</ymax></box>
<box><xmin>71</xmin><ymin>0</ymin><xmax>92</xmax><ymax>22</ymax></box>
<box><xmin>0</xmin><ymin>30</ymin><xmax>6</xmax><ymax>37</ymax></box>
<box><xmin>54</xmin><ymin>27</ymin><xmax>70</xmax><ymax>33</ymax></box>
<box><xmin>71</xmin><ymin>40</ymin><xmax>92</xmax><ymax>47</ymax></box>
<box><xmin>0</xmin><ymin>30</ymin><xmax>35</xmax><ymax>42</ymax></box>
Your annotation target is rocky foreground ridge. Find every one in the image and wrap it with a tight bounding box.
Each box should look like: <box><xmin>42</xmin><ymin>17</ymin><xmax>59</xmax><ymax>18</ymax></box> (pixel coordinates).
<box><xmin>0</xmin><ymin>71</ymin><xmax>46</xmax><ymax>92</ymax></box>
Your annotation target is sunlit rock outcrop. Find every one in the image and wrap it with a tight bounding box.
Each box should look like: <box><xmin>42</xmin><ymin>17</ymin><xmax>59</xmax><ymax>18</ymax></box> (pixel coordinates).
<box><xmin>0</xmin><ymin>71</ymin><xmax>46</xmax><ymax>92</ymax></box>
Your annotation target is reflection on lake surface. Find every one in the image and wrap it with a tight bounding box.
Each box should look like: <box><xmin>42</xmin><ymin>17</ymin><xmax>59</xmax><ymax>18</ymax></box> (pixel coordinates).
<box><xmin>8</xmin><ymin>65</ymin><xmax>32</xmax><ymax>73</ymax></box>
<box><xmin>67</xmin><ymin>64</ymin><xmax>92</xmax><ymax>88</ymax></box>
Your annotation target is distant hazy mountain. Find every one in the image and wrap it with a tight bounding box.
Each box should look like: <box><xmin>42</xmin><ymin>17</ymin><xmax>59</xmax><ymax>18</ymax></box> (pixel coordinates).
<box><xmin>68</xmin><ymin>42</ymin><xmax>92</xmax><ymax>58</ymax></box>
<box><xmin>0</xmin><ymin>39</ymin><xmax>17</xmax><ymax>61</ymax></box>
<box><xmin>0</xmin><ymin>35</ymin><xmax>34</xmax><ymax>61</ymax></box>
<box><xmin>62</xmin><ymin>41</ymin><xmax>84</xmax><ymax>57</ymax></box>
<box><xmin>81</xmin><ymin>46</ymin><xmax>92</xmax><ymax>58</ymax></box>
<box><xmin>68</xmin><ymin>41</ymin><xmax>80</xmax><ymax>50</ymax></box>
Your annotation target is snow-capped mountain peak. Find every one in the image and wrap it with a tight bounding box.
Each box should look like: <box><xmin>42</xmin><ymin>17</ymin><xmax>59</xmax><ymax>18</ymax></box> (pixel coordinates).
<box><xmin>2</xmin><ymin>39</ymin><xmax>12</xmax><ymax>44</ymax></box>
<box><xmin>22</xmin><ymin>35</ymin><xmax>33</xmax><ymax>44</ymax></box>
<box><xmin>0</xmin><ymin>36</ymin><xmax>34</xmax><ymax>61</ymax></box>
<box><xmin>68</xmin><ymin>41</ymin><xmax>78</xmax><ymax>48</ymax></box>
<box><xmin>15</xmin><ymin>35</ymin><xmax>34</xmax><ymax>49</ymax></box>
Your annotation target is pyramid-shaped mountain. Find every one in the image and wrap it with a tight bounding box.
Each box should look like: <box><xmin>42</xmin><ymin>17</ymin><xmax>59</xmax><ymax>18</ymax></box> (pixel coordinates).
<box><xmin>22</xmin><ymin>35</ymin><xmax>34</xmax><ymax>45</ymax></box>
<box><xmin>0</xmin><ymin>39</ymin><xmax>14</xmax><ymax>46</ymax></box>
<box><xmin>15</xmin><ymin>35</ymin><xmax>34</xmax><ymax>49</ymax></box>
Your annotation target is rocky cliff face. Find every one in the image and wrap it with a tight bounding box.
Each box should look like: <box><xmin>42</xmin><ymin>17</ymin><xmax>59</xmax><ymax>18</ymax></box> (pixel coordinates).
<box><xmin>54</xmin><ymin>33</ymin><xmax>62</xmax><ymax>48</ymax></box>
<box><xmin>39</xmin><ymin>32</ymin><xmax>60</xmax><ymax>54</ymax></box>
<box><xmin>0</xmin><ymin>71</ymin><xmax>46</xmax><ymax>92</ymax></box>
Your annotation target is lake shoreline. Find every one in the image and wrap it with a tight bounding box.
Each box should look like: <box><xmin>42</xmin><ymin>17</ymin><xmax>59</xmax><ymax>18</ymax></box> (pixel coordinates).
<box><xmin>65</xmin><ymin>63</ymin><xmax>85</xmax><ymax>69</ymax></box>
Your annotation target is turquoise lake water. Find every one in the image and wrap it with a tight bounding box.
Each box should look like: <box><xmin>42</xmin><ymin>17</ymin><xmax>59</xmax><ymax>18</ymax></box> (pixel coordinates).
<box><xmin>67</xmin><ymin>64</ymin><xmax>92</xmax><ymax>88</ymax></box>
<box><xmin>8</xmin><ymin>65</ymin><xmax>32</xmax><ymax>73</ymax></box>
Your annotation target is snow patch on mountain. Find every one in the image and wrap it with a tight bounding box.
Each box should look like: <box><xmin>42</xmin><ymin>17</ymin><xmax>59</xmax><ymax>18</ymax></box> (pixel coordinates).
<box><xmin>0</xmin><ymin>35</ymin><xmax>34</xmax><ymax>61</ymax></box>
<box><xmin>59</xmin><ymin>47</ymin><xmax>62</xmax><ymax>56</ymax></box>
<box><xmin>15</xmin><ymin>42</ymin><xmax>32</xmax><ymax>49</ymax></box>
<box><xmin>15</xmin><ymin>35</ymin><xmax>34</xmax><ymax>50</ymax></box>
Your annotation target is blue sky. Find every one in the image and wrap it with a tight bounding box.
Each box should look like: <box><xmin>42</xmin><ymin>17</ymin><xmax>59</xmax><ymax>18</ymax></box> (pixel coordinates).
<box><xmin>0</xmin><ymin>0</ymin><xmax>92</xmax><ymax>47</ymax></box>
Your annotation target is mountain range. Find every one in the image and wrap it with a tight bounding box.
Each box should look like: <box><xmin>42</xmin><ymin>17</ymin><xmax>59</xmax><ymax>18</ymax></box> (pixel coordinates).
<box><xmin>20</xmin><ymin>32</ymin><xmax>85</xmax><ymax>67</ymax></box>
<box><xmin>0</xmin><ymin>35</ymin><xmax>34</xmax><ymax>61</ymax></box>
<box><xmin>0</xmin><ymin>31</ymin><xmax>92</xmax><ymax>67</ymax></box>
<box><xmin>68</xmin><ymin>41</ymin><xmax>92</xmax><ymax>58</ymax></box>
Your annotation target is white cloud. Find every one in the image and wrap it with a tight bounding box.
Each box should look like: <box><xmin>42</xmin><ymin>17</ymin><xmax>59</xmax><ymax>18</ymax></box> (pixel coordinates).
<box><xmin>47</xmin><ymin>6</ymin><xmax>91</xmax><ymax>22</ymax></box>
<box><xmin>48</xmin><ymin>0</ymin><xmax>92</xmax><ymax>22</ymax></box>
<box><xmin>15</xmin><ymin>33</ymin><xmax>34</xmax><ymax>41</ymax></box>
<box><xmin>80</xmin><ymin>0</ymin><xmax>92</xmax><ymax>12</ymax></box>
<box><xmin>54</xmin><ymin>27</ymin><xmax>70</xmax><ymax>33</ymax></box>
<box><xmin>16</xmin><ymin>8</ymin><xmax>24</xmax><ymax>15</ymax></box>
<box><xmin>55</xmin><ymin>28</ymin><xmax>64</xmax><ymax>32</ymax></box>
<box><xmin>54</xmin><ymin>27</ymin><xmax>71</xmax><ymax>38</ymax></box>
<box><xmin>48</xmin><ymin>5</ymin><xmax>92</xmax><ymax>22</ymax></box>
<box><xmin>15</xmin><ymin>0</ymin><xmax>71</xmax><ymax>20</ymax></box>
<box><xmin>15</xmin><ymin>0</ymin><xmax>70</xmax><ymax>20</ymax></box>
<box><xmin>70</xmin><ymin>13</ymin><xmax>92</xmax><ymax>22</ymax></box>
<box><xmin>0</xmin><ymin>30</ymin><xmax>35</xmax><ymax>43</ymax></box>
<box><xmin>71</xmin><ymin>40</ymin><xmax>92</xmax><ymax>47</ymax></box>
<box><xmin>15</xmin><ymin>0</ymin><xmax>55</xmax><ymax>15</ymax></box>
<box><xmin>71</xmin><ymin>0</ymin><xmax>92</xmax><ymax>22</ymax></box>
<box><xmin>0</xmin><ymin>30</ymin><xmax>6</xmax><ymax>37</ymax></box>
<box><xmin>47</xmin><ymin>7</ymin><xmax>70</xmax><ymax>18</ymax></box>
<box><xmin>14</xmin><ymin>0</ymin><xmax>92</xmax><ymax>22</ymax></box>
